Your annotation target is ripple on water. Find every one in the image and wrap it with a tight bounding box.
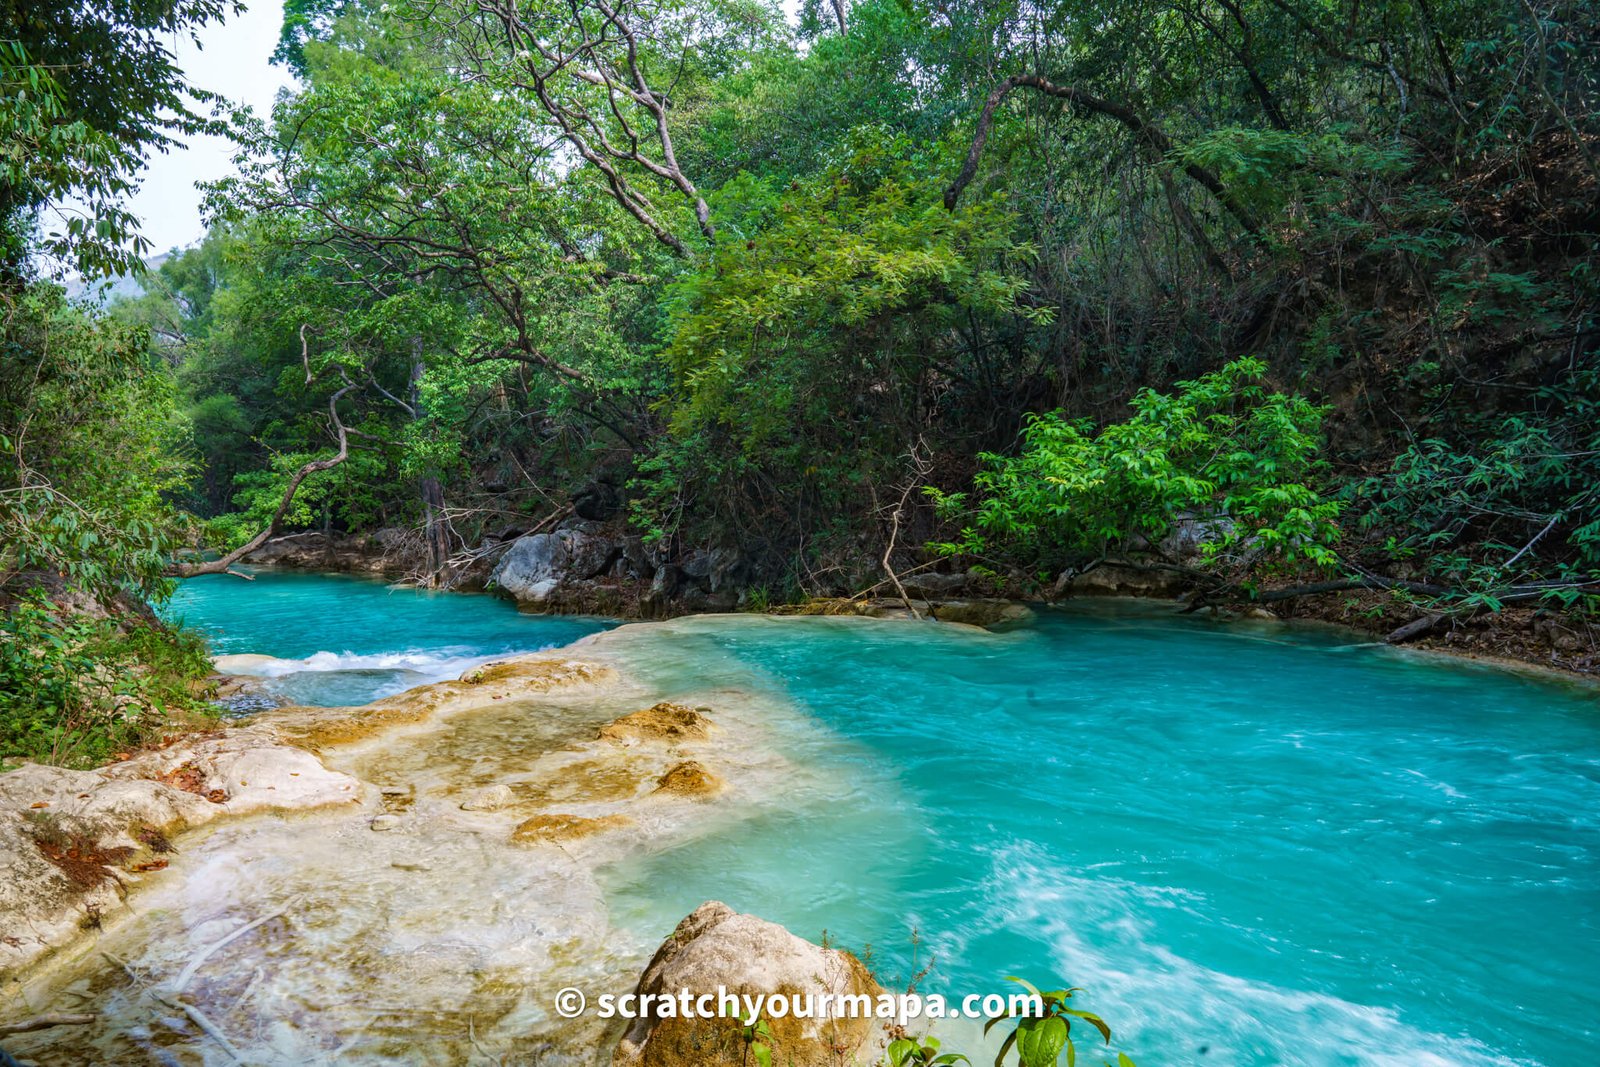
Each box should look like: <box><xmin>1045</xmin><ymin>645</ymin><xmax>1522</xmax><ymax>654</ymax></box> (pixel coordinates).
<box><xmin>11</xmin><ymin>599</ymin><xmax>1599</xmax><ymax>1065</ymax></box>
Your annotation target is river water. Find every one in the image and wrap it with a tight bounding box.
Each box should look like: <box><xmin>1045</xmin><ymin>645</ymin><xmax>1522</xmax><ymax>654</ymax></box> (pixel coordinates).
<box><xmin>13</xmin><ymin>573</ymin><xmax>1596</xmax><ymax>1065</ymax></box>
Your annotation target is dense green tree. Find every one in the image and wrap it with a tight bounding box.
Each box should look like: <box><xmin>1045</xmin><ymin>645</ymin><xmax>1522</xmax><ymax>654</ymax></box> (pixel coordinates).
<box><xmin>116</xmin><ymin>0</ymin><xmax>1600</xmax><ymax>633</ymax></box>
<box><xmin>0</xmin><ymin>0</ymin><xmax>235</xmax><ymax>279</ymax></box>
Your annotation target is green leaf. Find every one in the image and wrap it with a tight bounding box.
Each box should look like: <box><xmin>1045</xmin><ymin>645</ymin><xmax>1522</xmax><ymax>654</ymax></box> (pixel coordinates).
<box><xmin>1015</xmin><ymin>1016</ymin><xmax>1069</xmax><ymax>1067</ymax></box>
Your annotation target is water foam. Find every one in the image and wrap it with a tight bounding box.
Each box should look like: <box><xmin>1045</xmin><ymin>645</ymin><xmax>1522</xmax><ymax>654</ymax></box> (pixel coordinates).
<box><xmin>221</xmin><ymin>646</ymin><xmax>574</xmax><ymax>705</ymax></box>
<box><xmin>972</xmin><ymin>843</ymin><xmax>1539</xmax><ymax>1067</ymax></box>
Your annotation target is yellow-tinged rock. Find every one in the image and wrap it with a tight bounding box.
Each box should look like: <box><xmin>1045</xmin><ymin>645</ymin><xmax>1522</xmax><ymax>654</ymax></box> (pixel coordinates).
<box><xmin>509</xmin><ymin>812</ymin><xmax>632</xmax><ymax>845</ymax></box>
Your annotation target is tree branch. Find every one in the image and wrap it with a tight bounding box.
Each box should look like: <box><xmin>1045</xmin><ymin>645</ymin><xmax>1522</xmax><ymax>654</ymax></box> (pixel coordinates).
<box><xmin>168</xmin><ymin>361</ymin><xmax>357</xmax><ymax>579</ymax></box>
<box><xmin>945</xmin><ymin>74</ymin><xmax>1261</xmax><ymax>239</ymax></box>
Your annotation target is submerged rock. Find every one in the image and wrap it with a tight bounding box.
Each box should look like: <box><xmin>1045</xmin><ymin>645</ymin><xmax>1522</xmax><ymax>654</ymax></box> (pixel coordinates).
<box><xmin>509</xmin><ymin>812</ymin><xmax>632</xmax><ymax>845</ymax></box>
<box><xmin>614</xmin><ymin>901</ymin><xmax>885</xmax><ymax>1067</ymax></box>
<box><xmin>930</xmin><ymin>599</ymin><xmax>1035</xmax><ymax>627</ymax></box>
<box><xmin>270</xmin><ymin>656</ymin><xmax>617</xmax><ymax>751</ymax></box>
<box><xmin>458</xmin><ymin>783</ymin><xmax>514</xmax><ymax>811</ymax></box>
<box><xmin>598</xmin><ymin>703</ymin><xmax>716</xmax><ymax>744</ymax></box>
<box><xmin>653</xmin><ymin>761</ymin><xmax>724</xmax><ymax>798</ymax></box>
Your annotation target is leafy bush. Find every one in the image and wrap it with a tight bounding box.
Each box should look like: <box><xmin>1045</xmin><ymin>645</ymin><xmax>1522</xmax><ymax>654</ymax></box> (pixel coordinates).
<box><xmin>930</xmin><ymin>358</ymin><xmax>1340</xmax><ymax>583</ymax></box>
<box><xmin>0</xmin><ymin>594</ymin><xmax>213</xmax><ymax>769</ymax></box>
<box><xmin>882</xmin><ymin>976</ymin><xmax>1138</xmax><ymax>1067</ymax></box>
<box><xmin>1345</xmin><ymin>366</ymin><xmax>1600</xmax><ymax>613</ymax></box>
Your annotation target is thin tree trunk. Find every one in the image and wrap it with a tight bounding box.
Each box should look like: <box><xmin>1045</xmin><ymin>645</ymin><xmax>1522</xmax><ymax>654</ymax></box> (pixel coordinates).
<box><xmin>409</xmin><ymin>341</ymin><xmax>450</xmax><ymax>587</ymax></box>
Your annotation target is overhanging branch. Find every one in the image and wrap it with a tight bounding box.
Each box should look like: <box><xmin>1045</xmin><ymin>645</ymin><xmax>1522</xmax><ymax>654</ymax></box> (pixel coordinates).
<box><xmin>944</xmin><ymin>73</ymin><xmax>1262</xmax><ymax>240</ymax></box>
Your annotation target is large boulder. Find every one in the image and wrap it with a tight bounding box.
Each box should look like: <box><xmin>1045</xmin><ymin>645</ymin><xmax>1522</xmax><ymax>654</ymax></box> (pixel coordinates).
<box><xmin>1156</xmin><ymin>511</ymin><xmax>1237</xmax><ymax>563</ymax></box>
<box><xmin>490</xmin><ymin>532</ymin><xmax>567</xmax><ymax>603</ymax></box>
<box><xmin>614</xmin><ymin>901</ymin><xmax>886</xmax><ymax>1067</ymax></box>
<box><xmin>488</xmin><ymin>526</ymin><xmax>620</xmax><ymax>607</ymax></box>
<box><xmin>706</xmin><ymin>547</ymin><xmax>749</xmax><ymax>594</ymax></box>
<box><xmin>1064</xmin><ymin>563</ymin><xmax>1186</xmax><ymax>598</ymax></box>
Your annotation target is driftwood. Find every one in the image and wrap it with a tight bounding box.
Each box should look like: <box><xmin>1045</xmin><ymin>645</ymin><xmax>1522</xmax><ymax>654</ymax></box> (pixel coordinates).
<box><xmin>152</xmin><ymin>992</ymin><xmax>244</xmax><ymax>1063</ymax></box>
<box><xmin>1385</xmin><ymin>613</ymin><xmax>1450</xmax><ymax>644</ymax></box>
<box><xmin>170</xmin><ymin>900</ymin><xmax>297</xmax><ymax>995</ymax></box>
<box><xmin>0</xmin><ymin>1012</ymin><xmax>96</xmax><ymax>1035</ymax></box>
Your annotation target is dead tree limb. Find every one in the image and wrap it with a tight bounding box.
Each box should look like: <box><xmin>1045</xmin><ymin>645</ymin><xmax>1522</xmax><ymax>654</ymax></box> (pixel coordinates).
<box><xmin>877</xmin><ymin>441</ymin><xmax>934</xmax><ymax>619</ymax></box>
<box><xmin>1385</xmin><ymin>613</ymin><xmax>1451</xmax><ymax>644</ymax></box>
<box><xmin>470</xmin><ymin>0</ymin><xmax>713</xmax><ymax>255</ymax></box>
<box><xmin>168</xmin><ymin>373</ymin><xmax>357</xmax><ymax>580</ymax></box>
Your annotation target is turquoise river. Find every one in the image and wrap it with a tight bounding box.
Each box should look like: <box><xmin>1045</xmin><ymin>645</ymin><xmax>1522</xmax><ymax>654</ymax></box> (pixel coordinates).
<box><xmin>157</xmin><ymin>571</ymin><xmax>1599</xmax><ymax>1066</ymax></box>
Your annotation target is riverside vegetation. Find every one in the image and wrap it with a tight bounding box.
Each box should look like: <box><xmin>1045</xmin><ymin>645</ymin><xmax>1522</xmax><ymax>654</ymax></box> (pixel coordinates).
<box><xmin>0</xmin><ymin>0</ymin><xmax>1595</xmax><ymax>1058</ymax></box>
<box><xmin>5</xmin><ymin>0</ymin><xmax>1597</xmax><ymax>761</ymax></box>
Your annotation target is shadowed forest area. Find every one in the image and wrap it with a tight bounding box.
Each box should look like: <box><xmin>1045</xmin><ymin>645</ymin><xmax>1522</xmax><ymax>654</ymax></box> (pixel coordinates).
<box><xmin>2</xmin><ymin>0</ymin><xmax>1598</xmax><ymax>761</ymax></box>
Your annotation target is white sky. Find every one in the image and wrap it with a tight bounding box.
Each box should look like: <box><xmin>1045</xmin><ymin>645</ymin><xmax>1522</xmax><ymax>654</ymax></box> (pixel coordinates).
<box><xmin>130</xmin><ymin>0</ymin><xmax>294</xmax><ymax>255</ymax></box>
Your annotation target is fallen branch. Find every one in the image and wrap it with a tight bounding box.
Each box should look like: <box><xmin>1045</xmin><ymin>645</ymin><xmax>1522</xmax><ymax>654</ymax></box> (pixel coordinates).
<box><xmin>153</xmin><ymin>993</ymin><xmax>243</xmax><ymax>1063</ymax></box>
<box><xmin>1385</xmin><ymin>613</ymin><xmax>1451</xmax><ymax>644</ymax></box>
<box><xmin>0</xmin><ymin>1012</ymin><xmax>96</xmax><ymax>1035</ymax></box>
<box><xmin>171</xmin><ymin>900</ymin><xmax>298</xmax><ymax>995</ymax></box>
<box><xmin>168</xmin><ymin>375</ymin><xmax>357</xmax><ymax>580</ymax></box>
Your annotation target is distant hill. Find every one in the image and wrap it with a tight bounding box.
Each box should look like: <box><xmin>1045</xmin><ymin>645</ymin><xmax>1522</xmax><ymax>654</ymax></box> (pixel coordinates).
<box><xmin>63</xmin><ymin>249</ymin><xmax>179</xmax><ymax>306</ymax></box>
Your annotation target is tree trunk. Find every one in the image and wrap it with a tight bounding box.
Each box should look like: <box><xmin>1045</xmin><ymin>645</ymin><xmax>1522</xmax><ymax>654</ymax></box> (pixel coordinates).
<box><xmin>410</xmin><ymin>341</ymin><xmax>450</xmax><ymax>587</ymax></box>
<box><xmin>420</xmin><ymin>475</ymin><xmax>449</xmax><ymax>584</ymax></box>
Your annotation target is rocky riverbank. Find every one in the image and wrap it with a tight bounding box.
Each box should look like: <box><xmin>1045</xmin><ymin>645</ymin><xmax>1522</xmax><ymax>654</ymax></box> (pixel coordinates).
<box><xmin>0</xmin><ymin>622</ymin><xmax>915</xmax><ymax>1064</ymax></box>
<box><xmin>238</xmin><ymin>522</ymin><xmax>1600</xmax><ymax>678</ymax></box>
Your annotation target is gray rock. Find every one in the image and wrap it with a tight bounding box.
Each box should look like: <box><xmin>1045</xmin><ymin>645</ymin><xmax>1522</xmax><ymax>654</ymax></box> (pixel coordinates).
<box><xmin>679</xmin><ymin>550</ymin><xmax>714</xmax><ymax>582</ymax></box>
<box><xmin>706</xmin><ymin>547</ymin><xmax>749</xmax><ymax>593</ymax></box>
<box><xmin>621</xmin><ymin>535</ymin><xmax>656</xmax><ymax>579</ymax></box>
<box><xmin>1067</xmin><ymin>564</ymin><xmax>1185</xmax><ymax>597</ymax></box>
<box><xmin>561</xmin><ymin>527</ymin><xmax>619</xmax><ymax>581</ymax></box>
<box><xmin>489</xmin><ymin>527</ymin><xmax>617</xmax><ymax>604</ymax></box>
<box><xmin>1158</xmin><ymin>512</ymin><xmax>1236</xmax><ymax>562</ymax></box>
<box><xmin>490</xmin><ymin>533</ymin><xmax>568</xmax><ymax>603</ymax></box>
<box><xmin>650</xmin><ymin>565</ymin><xmax>683</xmax><ymax>599</ymax></box>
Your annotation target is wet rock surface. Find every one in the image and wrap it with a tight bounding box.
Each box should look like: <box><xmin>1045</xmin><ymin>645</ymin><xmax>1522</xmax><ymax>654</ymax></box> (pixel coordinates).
<box><xmin>0</xmin><ymin>627</ymin><xmax>832</xmax><ymax>1064</ymax></box>
<box><xmin>653</xmin><ymin>760</ymin><xmax>724</xmax><ymax>798</ymax></box>
<box><xmin>598</xmin><ymin>702</ymin><xmax>716</xmax><ymax>745</ymax></box>
<box><xmin>0</xmin><ymin>731</ymin><xmax>360</xmax><ymax>979</ymax></box>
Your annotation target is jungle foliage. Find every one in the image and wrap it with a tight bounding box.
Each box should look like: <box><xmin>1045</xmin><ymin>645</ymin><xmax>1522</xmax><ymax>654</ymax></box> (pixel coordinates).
<box><xmin>3</xmin><ymin>0</ymin><xmax>1599</xmax><ymax>744</ymax></box>
<box><xmin>134</xmin><ymin>0</ymin><xmax>1592</xmax><ymax>629</ymax></box>
<box><xmin>1</xmin><ymin>8</ymin><xmax>220</xmax><ymax>763</ymax></box>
